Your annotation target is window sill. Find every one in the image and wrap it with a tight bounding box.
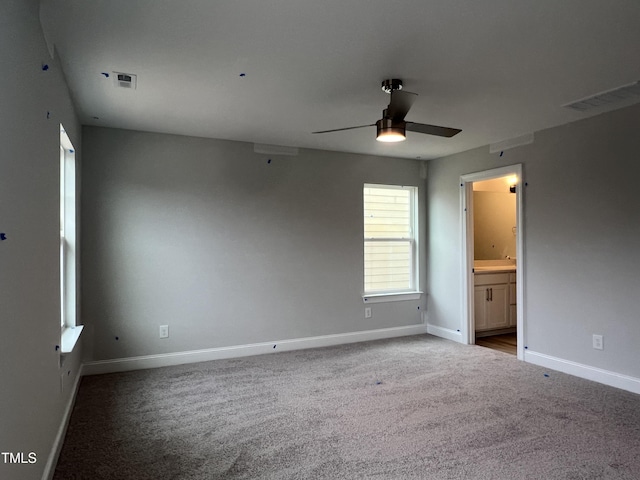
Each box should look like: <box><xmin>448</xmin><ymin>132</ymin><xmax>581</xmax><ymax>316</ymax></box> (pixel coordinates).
<box><xmin>363</xmin><ymin>292</ymin><xmax>422</xmax><ymax>304</ymax></box>
<box><xmin>61</xmin><ymin>325</ymin><xmax>84</xmax><ymax>354</ymax></box>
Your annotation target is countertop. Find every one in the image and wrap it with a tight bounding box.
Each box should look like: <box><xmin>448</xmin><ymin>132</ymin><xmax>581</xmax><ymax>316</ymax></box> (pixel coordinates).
<box><xmin>474</xmin><ymin>265</ymin><xmax>517</xmax><ymax>273</ymax></box>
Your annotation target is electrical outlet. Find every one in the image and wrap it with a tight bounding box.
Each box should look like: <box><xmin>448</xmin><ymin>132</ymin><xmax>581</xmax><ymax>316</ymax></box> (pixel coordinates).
<box><xmin>159</xmin><ymin>325</ymin><xmax>169</xmax><ymax>339</ymax></box>
<box><xmin>593</xmin><ymin>334</ymin><xmax>603</xmax><ymax>350</ymax></box>
<box><xmin>364</xmin><ymin>307</ymin><xmax>372</xmax><ymax>319</ymax></box>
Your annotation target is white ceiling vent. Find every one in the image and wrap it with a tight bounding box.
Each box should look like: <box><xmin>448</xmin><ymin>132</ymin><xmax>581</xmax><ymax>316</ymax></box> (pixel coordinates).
<box><xmin>114</xmin><ymin>72</ymin><xmax>137</xmax><ymax>90</ymax></box>
<box><xmin>563</xmin><ymin>81</ymin><xmax>640</xmax><ymax>112</ymax></box>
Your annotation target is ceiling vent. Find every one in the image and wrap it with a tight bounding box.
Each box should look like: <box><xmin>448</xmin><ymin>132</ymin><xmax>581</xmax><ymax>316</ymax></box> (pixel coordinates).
<box><xmin>563</xmin><ymin>81</ymin><xmax>640</xmax><ymax>112</ymax></box>
<box><xmin>114</xmin><ymin>72</ymin><xmax>137</xmax><ymax>90</ymax></box>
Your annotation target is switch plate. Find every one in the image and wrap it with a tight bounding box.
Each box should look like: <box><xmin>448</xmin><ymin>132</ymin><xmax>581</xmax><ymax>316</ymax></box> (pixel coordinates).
<box><xmin>592</xmin><ymin>334</ymin><xmax>603</xmax><ymax>350</ymax></box>
<box><xmin>159</xmin><ymin>325</ymin><xmax>169</xmax><ymax>339</ymax></box>
<box><xmin>364</xmin><ymin>307</ymin><xmax>372</xmax><ymax>319</ymax></box>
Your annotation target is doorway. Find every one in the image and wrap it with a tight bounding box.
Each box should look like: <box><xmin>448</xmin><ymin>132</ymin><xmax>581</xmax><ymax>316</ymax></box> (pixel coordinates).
<box><xmin>460</xmin><ymin>165</ymin><xmax>524</xmax><ymax>360</ymax></box>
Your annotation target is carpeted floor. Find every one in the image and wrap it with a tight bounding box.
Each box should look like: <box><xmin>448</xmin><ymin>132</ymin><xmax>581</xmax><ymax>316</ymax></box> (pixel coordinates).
<box><xmin>54</xmin><ymin>335</ymin><xmax>640</xmax><ymax>479</ymax></box>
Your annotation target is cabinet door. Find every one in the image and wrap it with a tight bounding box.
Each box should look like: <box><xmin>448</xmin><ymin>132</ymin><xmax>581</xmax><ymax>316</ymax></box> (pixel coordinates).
<box><xmin>474</xmin><ymin>286</ymin><xmax>489</xmax><ymax>331</ymax></box>
<box><xmin>486</xmin><ymin>284</ymin><xmax>510</xmax><ymax>329</ymax></box>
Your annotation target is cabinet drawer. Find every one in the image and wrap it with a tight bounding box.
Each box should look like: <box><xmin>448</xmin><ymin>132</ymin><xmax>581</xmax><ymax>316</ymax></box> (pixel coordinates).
<box><xmin>509</xmin><ymin>273</ymin><xmax>516</xmax><ymax>283</ymax></box>
<box><xmin>474</xmin><ymin>273</ymin><xmax>509</xmax><ymax>286</ymax></box>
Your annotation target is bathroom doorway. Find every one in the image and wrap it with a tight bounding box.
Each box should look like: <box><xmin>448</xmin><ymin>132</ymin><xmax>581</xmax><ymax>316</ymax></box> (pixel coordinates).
<box><xmin>460</xmin><ymin>165</ymin><xmax>524</xmax><ymax>360</ymax></box>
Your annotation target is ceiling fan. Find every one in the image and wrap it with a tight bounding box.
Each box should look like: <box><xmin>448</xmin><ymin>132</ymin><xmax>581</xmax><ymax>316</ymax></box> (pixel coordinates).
<box><xmin>312</xmin><ymin>79</ymin><xmax>461</xmax><ymax>142</ymax></box>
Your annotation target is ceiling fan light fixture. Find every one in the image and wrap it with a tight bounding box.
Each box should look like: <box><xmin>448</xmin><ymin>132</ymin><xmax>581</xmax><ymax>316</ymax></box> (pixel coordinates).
<box><xmin>376</xmin><ymin>119</ymin><xmax>406</xmax><ymax>142</ymax></box>
<box><xmin>376</xmin><ymin>129</ymin><xmax>406</xmax><ymax>142</ymax></box>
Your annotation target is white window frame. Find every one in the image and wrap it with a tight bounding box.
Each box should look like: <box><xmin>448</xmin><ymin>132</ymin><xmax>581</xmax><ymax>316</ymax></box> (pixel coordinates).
<box><xmin>60</xmin><ymin>125</ymin><xmax>83</xmax><ymax>353</ymax></box>
<box><xmin>363</xmin><ymin>184</ymin><xmax>421</xmax><ymax>304</ymax></box>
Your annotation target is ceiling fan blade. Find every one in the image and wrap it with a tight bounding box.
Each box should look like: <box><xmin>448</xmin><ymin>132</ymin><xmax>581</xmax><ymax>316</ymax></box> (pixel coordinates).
<box><xmin>312</xmin><ymin>124</ymin><xmax>375</xmax><ymax>134</ymax></box>
<box><xmin>386</xmin><ymin>90</ymin><xmax>418</xmax><ymax>121</ymax></box>
<box><xmin>405</xmin><ymin>122</ymin><xmax>462</xmax><ymax>138</ymax></box>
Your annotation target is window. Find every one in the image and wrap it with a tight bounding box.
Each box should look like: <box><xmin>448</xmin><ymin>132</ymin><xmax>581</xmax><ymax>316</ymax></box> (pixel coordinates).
<box><xmin>60</xmin><ymin>124</ymin><xmax>82</xmax><ymax>352</ymax></box>
<box><xmin>363</xmin><ymin>184</ymin><xmax>419</xmax><ymax>300</ymax></box>
<box><xmin>60</xmin><ymin>143</ymin><xmax>65</xmax><ymax>329</ymax></box>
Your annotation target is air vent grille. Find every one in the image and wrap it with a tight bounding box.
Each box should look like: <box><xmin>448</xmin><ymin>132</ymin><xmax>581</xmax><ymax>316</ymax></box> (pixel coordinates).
<box><xmin>114</xmin><ymin>72</ymin><xmax>137</xmax><ymax>90</ymax></box>
<box><xmin>564</xmin><ymin>81</ymin><xmax>640</xmax><ymax>112</ymax></box>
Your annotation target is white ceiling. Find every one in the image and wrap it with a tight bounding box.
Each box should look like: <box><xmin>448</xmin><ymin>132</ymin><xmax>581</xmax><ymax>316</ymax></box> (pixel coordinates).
<box><xmin>40</xmin><ymin>0</ymin><xmax>640</xmax><ymax>160</ymax></box>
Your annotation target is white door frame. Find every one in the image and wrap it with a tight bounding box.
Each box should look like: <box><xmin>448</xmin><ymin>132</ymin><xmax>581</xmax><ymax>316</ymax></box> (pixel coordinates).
<box><xmin>460</xmin><ymin>164</ymin><xmax>525</xmax><ymax>360</ymax></box>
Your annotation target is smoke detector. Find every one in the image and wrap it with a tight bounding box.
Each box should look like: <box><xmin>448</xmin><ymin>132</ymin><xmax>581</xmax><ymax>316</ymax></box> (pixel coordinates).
<box><xmin>114</xmin><ymin>72</ymin><xmax>137</xmax><ymax>89</ymax></box>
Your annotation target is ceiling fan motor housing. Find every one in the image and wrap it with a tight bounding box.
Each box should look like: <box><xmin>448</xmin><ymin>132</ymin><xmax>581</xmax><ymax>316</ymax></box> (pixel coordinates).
<box><xmin>381</xmin><ymin>79</ymin><xmax>403</xmax><ymax>94</ymax></box>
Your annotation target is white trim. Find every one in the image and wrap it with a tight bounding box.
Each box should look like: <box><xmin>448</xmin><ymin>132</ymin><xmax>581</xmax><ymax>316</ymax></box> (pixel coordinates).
<box><xmin>41</xmin><ymin>365</ymin><xmax>83</xmax><ymax>480</ymax></box>
<box><xmin>460</xmin><ymin>165</ymin><xmax>522</xmax><ymax>184</ymax></box>
<box><xmin>460</xmin><ymin>164</ymin><xmax>525</xmax><ymax>360</ymax></box>
<box><xmin>524</xmin><ymin>350</ymin><xmax>640</xmax><ymax>395</ymax></box>
<box><xmin>363</xmin><ymin>291</ymin><xmax>422</xmax><ymax>303</ymax></box>
<box><xmin>60</xmin><ymin>325</ymin><xmax>84</xmax><ymax>353</ymax></box>
<box><xmin>460</xmin><ymin>180</ymin><xmax>474</xmax><ymax>347</ymax></box>
<box><xmin>82</xmin><ymin>325</ymin><xmax>427</xmax><ymax>376</ymax></box>
<box><xmin>60</xmin><ymin>125</ymin><xmax>78</xmax><ymax>335</ymax></box>
<box><xmin>426</xmin><ymin>324</ymin><xmax>464</xmax><ymax>343</ymax></box>
<box><xmin>363</xmin><ymin>184</ymin><xmax>419</xmax><ymax>295</ymax></box>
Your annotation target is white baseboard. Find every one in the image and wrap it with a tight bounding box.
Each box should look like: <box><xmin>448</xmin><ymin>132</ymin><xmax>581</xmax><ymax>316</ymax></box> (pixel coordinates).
<box><xmin>525</xmin><ymin>350</ymin><xmax>640</xmax><ymax>395</ymax></box>
<box><xmin>41</xmin><ymin>366</ymin><xmax>83</xmax><ymax>480</ymax></box>
<box><xmin>426</xmin><ymin>323</ymin><xmax>464</xmax><ymax>343</ymax></box>
<box><xmin>82</xmin><ymin>324</ymin><xmax>427</xmax><ymax>376</ymax></box>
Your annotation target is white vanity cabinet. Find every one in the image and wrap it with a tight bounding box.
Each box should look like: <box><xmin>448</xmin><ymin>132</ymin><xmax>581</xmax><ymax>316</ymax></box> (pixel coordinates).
<box><xmin>474</xmin><ymin>272</ymin><xmax>511</xmax><ymax>332</ymax></box>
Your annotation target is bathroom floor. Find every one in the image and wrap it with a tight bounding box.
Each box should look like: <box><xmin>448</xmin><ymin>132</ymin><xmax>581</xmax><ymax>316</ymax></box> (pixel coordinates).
<box><xmin>476</xmin><ymin>333</ymin><xmax>517</xmax><ymax>355</ymax></box>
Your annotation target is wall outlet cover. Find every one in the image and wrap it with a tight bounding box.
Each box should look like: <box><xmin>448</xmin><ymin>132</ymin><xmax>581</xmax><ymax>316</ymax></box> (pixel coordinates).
<box><xmin>593</xmin><ymin>334</ymin><xmax>603</xmax><ymax>350</ymax></box>
<box><xmin>159</xmin><ymin>325</ymin><xmax>169</xmax><ymax>339</ymax></box>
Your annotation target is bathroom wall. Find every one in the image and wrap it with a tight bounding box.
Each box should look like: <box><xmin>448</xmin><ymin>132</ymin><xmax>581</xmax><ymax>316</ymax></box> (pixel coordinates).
<box><xmin>473</xmin><ymin>190</ymin><xmax>516</xmax><ymax>260</ymax></box>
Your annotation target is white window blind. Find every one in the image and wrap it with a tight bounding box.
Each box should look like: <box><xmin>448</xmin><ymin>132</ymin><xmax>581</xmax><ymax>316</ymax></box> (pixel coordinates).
<box><xmin>364</xmin><ymin>185</ymin><xmax>417</xmax><ymax>294</ymax></box>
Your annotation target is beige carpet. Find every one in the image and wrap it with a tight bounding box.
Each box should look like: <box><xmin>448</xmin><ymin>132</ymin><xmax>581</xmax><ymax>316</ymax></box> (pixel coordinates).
<box><xmin>54</xmin><ymin>335</ymin><xmax>640</xmax><ymax>479</ymax></box>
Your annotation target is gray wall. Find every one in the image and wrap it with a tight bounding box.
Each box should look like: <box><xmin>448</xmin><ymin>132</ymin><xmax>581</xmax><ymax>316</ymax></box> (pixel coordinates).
<box><xmin>81</xmin><ymin>127</ymin><xmax>426</xmax><ymax>361</ymax></box>
<box><xmin>0</xmin><ymin>1</ymin><xmax>83</xmax><ymax>479</ymax></box>
<box><xmin>427</xmin><ymin>102</ymin><xmax>640</xmax><ymax>378</ymax></box>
